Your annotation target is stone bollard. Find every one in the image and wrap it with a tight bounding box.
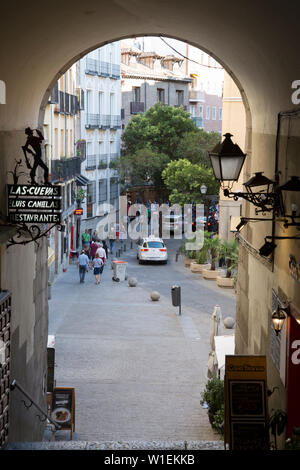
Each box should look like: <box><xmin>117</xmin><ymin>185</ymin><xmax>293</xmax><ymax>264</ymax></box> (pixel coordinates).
<box><xmin>223</xmin><ymin>317</ymin><xmax>235</xmax><ymax>329</ymax></box>
<box><xmin>150</xmin><ymin>291</ymin><xmax>160</xmax><ymax>301</ymax></box>
<box><xmin>128</xmin><ymin>277</ymin><xmax>138</xmax><ymax>287</ymax></box>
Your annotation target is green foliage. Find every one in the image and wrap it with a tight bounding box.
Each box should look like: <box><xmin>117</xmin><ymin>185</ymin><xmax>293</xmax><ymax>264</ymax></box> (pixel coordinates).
<box><xmin>116</xmin><ymin>148</ymin><xmax>170</xmax><ymax>198</ymax></box>
<box><xmin>122</xmin><ymin>102</ymin><xmax>197</xmax><ymax>158</ymax></box>
<box><xmin>76</xmin><ymin>188</ymin><xmax>86</xmax><ymax>202</ymax></box>
<box><xmin>219</xmin><ymin>238</ymin><xmax>239</xmax><ymax>278</ymax></box>
<box><xmin>205</xmin><ymin>234</ymin><xmax>221</xmax><ymax>270</ymax></box>
<box><xmin>213</xmin><ymin>404</ymin><xmax>225</xmax><ymax>436</ymax></box>
<box><xmin>285</xmin><ymin>435</ymin><xmax>300</xmax><ymax>450</ymax></box>
<box><xmin>175</xmin><ymin>129</ymin><xmax>221</xmax><ymax>166</ymax></box>
<box><xmin>162</xmin><ymin>159</ymin><xmax>219</xmax><ymax>205</ymax></box>
<box><xmin>196</xmin><ymin>249</ymin><xmax>208</xmax><ymax>264</ymax></box>
<box><xmin>200</xmin><ymin>377</ymin><xmax>224</xmax><ymax>435</ymax></box>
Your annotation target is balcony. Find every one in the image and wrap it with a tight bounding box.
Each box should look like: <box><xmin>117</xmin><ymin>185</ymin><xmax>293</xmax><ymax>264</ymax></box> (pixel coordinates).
<box><xmin>98</xmin><ymin>154</ymin><xmax>108</xmax><ymax>169</ymax></box>
<box><xmin>51</xmin><ymin>157</ymin><xmax>81</xmax><ymax>183</ymax></box>
<box><xmin>85</xmin><ymin>58</ymin><xmax>121</xmax><ymax>79</ymax></box>
<box><xmin>130</xmin><ymin>101</ymin><xmax>145</xmax><ymax>114</ymax></box>
<box><xmin>110</xmin><ymin>115</ymin><xmax>121</xmax><ymax>129</ymax></box>
<box><xmin>85</xmin><ymin>154</ymin><xmax>97</xmax><ymax>170</ymax></box>
<box><xmin>189</xmin><ymin>90</ymin><xmax>205</xmax><ymax>102</ymax></box>
<box><xmin>86</xmin><ymin>114</ymin><xmax>100</xmax><ymax>129</ymax></box>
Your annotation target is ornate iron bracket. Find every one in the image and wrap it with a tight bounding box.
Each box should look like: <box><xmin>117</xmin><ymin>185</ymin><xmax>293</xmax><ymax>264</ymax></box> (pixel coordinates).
<box><xmin>2</xmin><ymin>220</ymin><xmax>65</xmax><ymax>249</ymax></box>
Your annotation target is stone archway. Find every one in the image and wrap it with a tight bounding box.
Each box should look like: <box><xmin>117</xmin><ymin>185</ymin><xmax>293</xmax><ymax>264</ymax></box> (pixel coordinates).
<box><xmin>1</xmin><ymin>1</ymin><xmax>299</xmax><ymax>443</ymax></box>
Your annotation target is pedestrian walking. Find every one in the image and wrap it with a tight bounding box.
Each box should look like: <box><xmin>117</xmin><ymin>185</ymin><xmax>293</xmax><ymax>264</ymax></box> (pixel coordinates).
<box><xmin>96</xmin><ymin>242</ymin><xmax>107</xmax><ymax>263</ymax></box>
<box><xmin>92</xmin><ymin>253</ymin><xmax>104</xmax><ymax>285</ymax></box>
<box><xmin>77</xmin><ymin>249</ymin><xmax>90</xmax><ymax>283</ymax></box>
<box><xmin>82</xmin><ymin>229</ymin><xmax>91</xmax><ymax>249</ymax></box>
<box><xmin>102</xmin><ymin>239</ymin><xmax>108</xmax><ymax>259</ymax></box>
<box><xmin>90</xmin><ymin>240</ymin><xmax>99</xmax><ymax>260</ymax></box>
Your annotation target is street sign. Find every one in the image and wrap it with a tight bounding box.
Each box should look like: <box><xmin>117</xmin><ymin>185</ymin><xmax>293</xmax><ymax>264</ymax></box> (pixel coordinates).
<box><xmin>74</xmin><ymin>208</ymin><xmax>83</xmax><ymax>215</ymax></box>
<box><xmin>7</xmin><ymin>184</ymin><xmax>62</xmax><ymax>224</ymax></box>
<box><xmin>224</xmin><ymin>355</ymin><xmax>269</xmax><ymax>450</ymax></box>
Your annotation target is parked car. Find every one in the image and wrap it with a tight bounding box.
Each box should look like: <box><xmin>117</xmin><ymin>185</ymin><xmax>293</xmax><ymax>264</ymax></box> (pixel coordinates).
<box><xmin>137</xmin><ymin>236</ymin><xmax>168</xmax><ymax>264</ymax></box>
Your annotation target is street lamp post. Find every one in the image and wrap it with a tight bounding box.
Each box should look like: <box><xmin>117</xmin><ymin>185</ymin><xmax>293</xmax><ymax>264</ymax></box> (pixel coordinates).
<box><xmin>200</xmin><ymin>183</ymin><xmax>208</xmax><ymax>231</ymax></box>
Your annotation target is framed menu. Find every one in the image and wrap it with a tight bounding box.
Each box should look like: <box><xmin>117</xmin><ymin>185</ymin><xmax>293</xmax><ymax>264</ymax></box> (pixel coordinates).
<box><xmin>50</xmin><ymin>387</ymin><xmax>75</xmax><ymax>439</ymax></box>
<box><xmin>225</xmin><ymin>356</ymin><xmax>269</xmax><ymax>450</ymax></box>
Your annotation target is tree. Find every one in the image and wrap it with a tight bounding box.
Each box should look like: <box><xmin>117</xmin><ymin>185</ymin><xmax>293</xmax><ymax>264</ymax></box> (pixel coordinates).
<box><xmin>116</xmin><ymin>148</ymin><xmax>170</xmax><ymax>198</ymax></box>
<box><xmin>175</xmin><ymin>128</ymin><xmax>221</xmax><ymax>166</ymax></box>
<box><xmin>161</xmin><ymin>159</ymin><xmax>220</xmax><ymax>205</ymax></box>
<box><xmin>122</xmin><ymin>102</ymin><xmax>197</xmax><ymax>159</ymax></box>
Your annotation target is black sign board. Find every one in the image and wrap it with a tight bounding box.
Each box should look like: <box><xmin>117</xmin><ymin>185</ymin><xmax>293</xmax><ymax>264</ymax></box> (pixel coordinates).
<box><xmin>7</xmin><ymin>184</ymin><xmax>62</xmax><ymax>224</ymax></box>
<box><xmin>225</xmin><ymin>356</ymin><xmax>269</xmax><ymax>450</ymax></box>
<box><xmin>50</xmin><ymin>387</ymin><xmax>75</xmax><ymax>439</ymax></box>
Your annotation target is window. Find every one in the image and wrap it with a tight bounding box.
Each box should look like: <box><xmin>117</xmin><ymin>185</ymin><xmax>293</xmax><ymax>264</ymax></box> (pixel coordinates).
<box><xmin>99</xmin><ymin>179</ymin><xmax>107</xmax><ymax>203</ymax></box>
<box><xmin>219</xmin><ymin>107</ymin><xmax>223</xmax><ymax>120</ymax></box>
<box><xmin>190</xmin><ymin>105</ymin><xmax>196</xmax><ymax>117</ymax></box>
<box><xmin>98</xmin><ymin>91</ymin><xmax>104</xmax><ymax>114</ymax></box>
<box><xmin>157</xmin><ymin>88</ymin><xmax>165</xmax><ymax>104</ymax></box>
<box><xmin>199</xmin><ymin>106</ymin><xmax>203</xmax><ymax>118</ymax></box>
<box><xmin>176</xmin><ymin>90</ymin><xmax>184</xmax><ymax>106</ymax></box>
<box><xmin>212</xmin><ymin>107</ymin><xmax>216</xmax><ymax>120</ymax></box>
<box><xmin>206</xmin><ymin>106</ymin><xmax>210</xmax><ymax>120</ymax></box>
<box><xmin>133</xmin><ymin>87</ymin><xmax>141</xmax><ymax>102</ymax></box>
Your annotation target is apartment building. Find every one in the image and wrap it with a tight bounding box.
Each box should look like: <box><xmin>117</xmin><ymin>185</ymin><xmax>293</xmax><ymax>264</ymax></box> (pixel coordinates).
<box><xmin>121</xmin><ymin>40</ymin><xmax>192</xmax><ymax>132</ymax></box>
<box><xmin>137</xmin><ymin>37</ymin><xmax>224</xmax><ymax>133</ymax></box>
<box><xmin>76</xmin><ymin>42</ymin><xmax>121</xmax><ymax>231</ymax></box>
<box><xmin>44</xmin><ymin>65</ymin><xmax>84</xmax><ymax>278</ymax></box>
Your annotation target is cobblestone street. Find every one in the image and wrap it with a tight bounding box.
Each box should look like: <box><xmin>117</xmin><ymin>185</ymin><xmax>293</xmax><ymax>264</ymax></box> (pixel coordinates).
<box><xmin>48</xmin><ymin>239</ymin><xmax>236</xmax><ymax>442</ymax></box>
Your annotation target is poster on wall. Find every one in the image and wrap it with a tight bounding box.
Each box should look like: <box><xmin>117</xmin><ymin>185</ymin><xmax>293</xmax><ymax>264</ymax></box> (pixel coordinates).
<box><xmin>289</xmin><ymin>255</ymin><xmax>300</xmax><ymax>283</ymax></box>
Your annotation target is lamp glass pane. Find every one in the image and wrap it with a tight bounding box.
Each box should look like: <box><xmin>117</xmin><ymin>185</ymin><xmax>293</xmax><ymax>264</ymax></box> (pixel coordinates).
<box><xmin>210</xmin><ymin>155</ymin><xmax>221</xmax><ymax>180</ymax></box>
<box><xmin>220</xmin><ymin>156</ymin><xmax>245</xmax><ymax>181</ymax></box>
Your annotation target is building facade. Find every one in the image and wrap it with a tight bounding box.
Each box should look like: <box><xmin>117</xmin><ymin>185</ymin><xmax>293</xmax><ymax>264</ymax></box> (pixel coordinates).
<box><xmin>77</xmin><ymin>42</ymin><xmax>121</xmax><ymax>233</ymax></box>
<box><xmin>121</xmin><ymin>40</ymin><xmax>192</xmax><ymax>132</ymax></box>
<box><xmin>43</xmin><ymin>65</ymin><xmax>82</xmax><ymax>279</ymax></box>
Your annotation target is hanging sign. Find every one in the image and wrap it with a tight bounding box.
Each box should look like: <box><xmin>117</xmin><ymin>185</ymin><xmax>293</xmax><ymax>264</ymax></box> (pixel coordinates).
<box><xmin>50</xmin><ymin>387</ymin><xmax>75</xmax><ymax>439</ymax></box>
<box><xmin>7</xmin><ymin>184</ymin><xmax>62</xmax><ymax>224</ymax></box>
<box><xmin>224</xmin><ymin>355</ymin><xmax>269</xmax><ymax>450</ymax></box>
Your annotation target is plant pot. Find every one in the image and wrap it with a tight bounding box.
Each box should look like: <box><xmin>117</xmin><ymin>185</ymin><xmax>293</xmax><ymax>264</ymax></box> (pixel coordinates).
<box><xmin>217</xmin><ymin>276</ymin><xmax>235</xmax><ymax>288</ymax></box>
<box><xmin>190</xmin><ymin>262</ymin><xmax>210</xmax><ymax>273</ymax></box>
<box><xmin>202</xmin><ymin>268</ymin><xmax>223</xmax><ymax>280</ymax></box>
<box><xmin>184</xmin><ymin>257</ymin><xmax>196</xmax><ymax>267</ymax></box>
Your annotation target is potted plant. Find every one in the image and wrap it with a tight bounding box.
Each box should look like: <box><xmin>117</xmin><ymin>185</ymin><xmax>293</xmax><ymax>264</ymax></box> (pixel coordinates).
<box><xmin>202</xmin><ymin>234</ymin><xmax>223</xmax><ymax>279</ymax></box>
<box><xmin>200</xmin><ymin>377</ymin><xmax>224</xmax><ymax>435</ymax></box>
<box><xmin>180</xmin><ymin>237</ymin><xmax>197</xmax><ymax>266</ymax></box>
<box><xmin>76</xmin><ymin>188</ymin><xmax>86</xmax><ymax>206</ymax></box>
<box><xmin>190</xmin><ymin>232</ymin><xmax>211</xmax><ymax>273</ymax></box>
<box><xmin>217</xmin><ymin>238</ymin><xmax>239</xmax><ymax>288</ymax></box>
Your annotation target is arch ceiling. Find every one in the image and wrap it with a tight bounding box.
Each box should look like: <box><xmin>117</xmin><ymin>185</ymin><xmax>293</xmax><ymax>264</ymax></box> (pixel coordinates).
<box><xmin>0</xmin><ymin>0</ymin><xmax>299</xmax><ymax>131</ymax></box>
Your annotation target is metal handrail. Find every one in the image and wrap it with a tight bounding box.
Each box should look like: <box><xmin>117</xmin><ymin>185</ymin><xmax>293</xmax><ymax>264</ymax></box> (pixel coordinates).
<box><xmin>10</xmin><ymin>379</ymin><xmax>61</xmax><ymax>430</ymax></box>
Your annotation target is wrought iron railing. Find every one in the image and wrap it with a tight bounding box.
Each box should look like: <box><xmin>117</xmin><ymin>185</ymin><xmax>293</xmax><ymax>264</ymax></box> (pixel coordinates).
<box><xmin>98</xmin><ymin>154</ymin><xmax>108</xmax><ymax>169</ymax></box>
<box><xmin>85</xmin><ymin>154</ymin><xmax>97</xmax><ymax>170</ymax></box>
<box><xmin>51</xmin><ymin>157</ymin><xmax>81</xmax><ymax>182</ymax></box>
<box><xmin>10</xmin><ymin>379</ymin><xmax>61</xmax><ymax>431</ymax></box>
<box><xmin>130</xmin><ymin>102</ymin><xmax>145</xmax><ymax>114</ymax></box>
<box><xmin>85</xmin><ymin>58</ymin><xmax>120</xmax><ymax>79</ymax></box>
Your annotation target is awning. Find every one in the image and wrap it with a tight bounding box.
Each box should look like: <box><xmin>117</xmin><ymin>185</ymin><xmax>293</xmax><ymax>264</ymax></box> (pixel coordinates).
<box><xmin>76</xmin><ymin>175</ymin><xmax>90</xmax><ymax>186</ymax></box>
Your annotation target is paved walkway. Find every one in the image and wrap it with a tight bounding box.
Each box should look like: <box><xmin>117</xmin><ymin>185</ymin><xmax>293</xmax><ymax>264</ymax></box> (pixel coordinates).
<box><xmin>48</xmin><ymin>239</ymin><xmax>235</xmax><ymax>442</ymax></box>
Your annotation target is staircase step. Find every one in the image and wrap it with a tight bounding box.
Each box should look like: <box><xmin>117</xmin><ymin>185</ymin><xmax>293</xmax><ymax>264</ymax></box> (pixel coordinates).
<box><xmin>6</xmin><ymin>440</ymin><xmax>224</xmax><ymax>450</ymax></box>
